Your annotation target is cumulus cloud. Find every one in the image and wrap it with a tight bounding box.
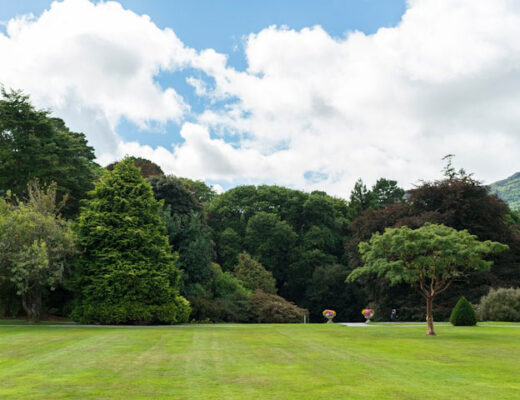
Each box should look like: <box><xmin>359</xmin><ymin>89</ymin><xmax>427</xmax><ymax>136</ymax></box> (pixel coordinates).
<box><xmin>2</xmin><ymin>0</ymin><xmax>520</xmax><ymax>196</ymax></box>
<box><xmin>191</xmin><ymin>0</ymin><xmax>520</xmax><ymax>194</ymax></box>
<box><xmin>0</xmin><ymin>0</ymin><xmax>193</xmax><ymax>159</ymax></box>
<box><xmin>117</xmin><ymin>123</ymin><xmax>277</xmax><ymax>182</ymax></box>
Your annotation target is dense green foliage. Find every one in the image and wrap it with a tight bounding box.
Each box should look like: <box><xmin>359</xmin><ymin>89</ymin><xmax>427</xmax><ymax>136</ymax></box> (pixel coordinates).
<box><xmin>0</xmin><ymin>183</ymin><xmax>76</xmax><ymax>321</ymax></box>
<box><xmin>148</xmin><ymin>176</ymin><xmax>306</xmax><ymax>323</ymax></box>
<box><xmin>488</xmin><ymin>172</ymin><xmax>520</xmax><ymax>211</ymax></box>
<box><xmin>71</xmin><ymin>159</ymin><xmax>190</xmax><ymax>324</ymax></box>
<box><xmin>148</xmin><ymin>176</ymin><xmax>215</xmax><ymax>294</ymax></box>
<box><xmin>179</xmin><ymin>177</ymin><xmax>218</xmax><ymax>204</ymax></box>
<box><xmin>234</xmin><ymin>252</ymin><xmax>277</xmax><ymax>294</ymax></box>
<box><xmin>347</xmin><ymin>178</ymin><xmax>404</xmax><ymax>220</ymax></box>
<box><xmin>207</xmin><ymin>185</ymin><xmax>354</xmax><ymax>320</ymax></box>
<box><xmin>0</xmin><ymin>89</ymin><xmax>100</xmax><ymax>217</ymax></box>
<box><xmin>345</xmin><ymin>169</ymin><xmax>520</xmax><ymax>321</ymax></box>
<box><xmin>1</xmin><ymin>324</ymin><xmax>519</xmax><ymax>399</ymax></box>
<box><xmin>478</xmin><ymin>287</ymin><xmax>520</xmax><ymax>322</ymax></box>
<box><xmin>347</xmin><ymin>223</ymin><xmax>507</xmax><ymax>334</ymax></box>
<box><xmin>147</xmin><ymin>176</ymin><xmax>247</xmax><ymax>322</ymax></box>
<box><xmin>449</xmin><ymin>297</ymin><xmax>477</xmax><ymax>326</ymax></box>
<box><xmin>188</xmin><ymin>263</ymin><xmax>252</xmax><ymax>322</ymax></box>
<box><xmin>306</xmin><ymin>264</ymin><xmax>364</xmax><ymax>321</ymax></box>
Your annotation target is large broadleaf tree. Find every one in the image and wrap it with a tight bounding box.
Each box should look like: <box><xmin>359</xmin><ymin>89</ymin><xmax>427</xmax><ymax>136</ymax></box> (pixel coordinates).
<box><xmin>0</xmin><ymin>88</ymin><xmax>100</xmax><ymax>217</ymax></box>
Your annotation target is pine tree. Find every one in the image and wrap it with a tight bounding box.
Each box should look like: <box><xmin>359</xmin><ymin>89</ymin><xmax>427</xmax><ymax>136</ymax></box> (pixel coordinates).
<box><xmin>71</xmin><ymin>158</ymin><xmax>190</xmax><ymax>324</ymax></box>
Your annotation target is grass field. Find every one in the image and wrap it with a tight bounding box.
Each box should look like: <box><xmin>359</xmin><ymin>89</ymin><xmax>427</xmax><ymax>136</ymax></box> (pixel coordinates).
<box><xmin>0</xmin><ymin>323</ymin><xmax>519</xmax><ymax>399</ymax></box>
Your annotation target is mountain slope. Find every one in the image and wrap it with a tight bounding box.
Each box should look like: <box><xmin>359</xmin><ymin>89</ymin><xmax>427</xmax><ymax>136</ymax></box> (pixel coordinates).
<box><xmin>488</xmin><ymin>172</ymin><xmax>520</xmax><ymax>210</ymax></box>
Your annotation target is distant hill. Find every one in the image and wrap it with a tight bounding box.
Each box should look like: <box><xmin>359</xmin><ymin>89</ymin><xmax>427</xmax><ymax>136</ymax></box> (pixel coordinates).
<box><xmin>488</xmin><ymin>172</ymin><xmax>520</xmax><ymax>210</ymax></box>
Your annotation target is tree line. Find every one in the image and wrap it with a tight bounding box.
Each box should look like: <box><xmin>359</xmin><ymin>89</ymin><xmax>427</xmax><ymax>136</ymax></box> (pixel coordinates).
<box><xmin>1</xmin><ymin>88</ymin><xmax>519</xmax><ymax>324</ymax></box>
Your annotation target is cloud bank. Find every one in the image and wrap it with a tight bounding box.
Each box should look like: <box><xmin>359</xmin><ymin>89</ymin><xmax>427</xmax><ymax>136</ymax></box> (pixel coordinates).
<box><xmin>1</xmin><ymin>0</ymin><xmax>520</xmax><ymax>195</ymax></box>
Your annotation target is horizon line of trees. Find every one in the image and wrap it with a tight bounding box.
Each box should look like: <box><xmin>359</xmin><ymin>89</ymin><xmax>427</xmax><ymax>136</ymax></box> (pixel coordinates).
<box><xmin>1</xmin><ymin>88</ymin><xmax>519</xmax><ymax>324</ymax></box>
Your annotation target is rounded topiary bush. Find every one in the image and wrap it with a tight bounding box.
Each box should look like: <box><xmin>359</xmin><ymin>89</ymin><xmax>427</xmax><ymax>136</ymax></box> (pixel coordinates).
<box><xmin>478</xmin><ymin>288</ymin><xmax>520</xmax><ymax>322</ymax></box>
<box><xmin>450</xmin><ymin>297</ymin><xmax>477</xmax><ymax>326</ymax></box>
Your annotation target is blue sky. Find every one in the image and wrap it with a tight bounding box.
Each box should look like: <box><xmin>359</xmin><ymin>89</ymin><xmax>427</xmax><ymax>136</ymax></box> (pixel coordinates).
<box><xmin>0</xmin><ymin>1</ymin><xmax>406</xmax><ymax>53</ymax></box>
<box><xmin>1</xmin><ymin>0</ymin><xmax>518</xmax><ymax>195</ymax></box>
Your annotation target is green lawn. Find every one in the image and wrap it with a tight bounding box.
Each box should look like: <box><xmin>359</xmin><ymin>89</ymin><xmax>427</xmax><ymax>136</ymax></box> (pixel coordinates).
<box><xmin>0</xmin><ymin>323</ymin><xmax>519</xmax><ymax>399</ymax></box>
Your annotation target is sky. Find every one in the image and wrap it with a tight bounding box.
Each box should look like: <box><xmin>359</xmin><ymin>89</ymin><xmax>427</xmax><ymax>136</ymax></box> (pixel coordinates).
<box><xmin>1</xmin><ymin>0</ymin><xmax>519</xmax><ymax>197</ymax></box>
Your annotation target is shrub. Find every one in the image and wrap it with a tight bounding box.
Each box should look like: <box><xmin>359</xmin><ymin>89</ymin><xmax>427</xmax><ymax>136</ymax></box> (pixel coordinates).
<box><xmin>212</xmin><ymin>270</ymin><xmax>250</xmax><ymax>299</ymax></box>
<box><xmin>449</xmin><ymin>297</ymin><xmax>477</xmax><ymax>326</ymax></box>
<box><xmin>154</xmin><ymin>298</ymin><xmax>192</xmax><ymax>324</ymax></box>
<box><xmin>478</xmin><ymin>288</ymin><xmax>520</xmax><ymax>322</ymax></box>
<box><xmin>249</xmin><ymin>290</ymin><xmax>308</xmax><ymax>323</ymax></box>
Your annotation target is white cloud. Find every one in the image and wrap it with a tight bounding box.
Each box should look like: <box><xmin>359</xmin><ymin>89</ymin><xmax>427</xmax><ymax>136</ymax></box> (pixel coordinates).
<box><xmin>2</xmin><ymin>0</ymin><xmax>520</xmax><ymax>196</ymax></box>
<box><xmin>117</xmin><ymin>123</ymin><xmax>277</xmax><ymax>182</ymax></box>
<box><xmin>0</xmin><ymin>0</ymin><xmax>194</xmax><ymax>159</ymax></box>
<box><xmin>192</xmin><ymin>0</ymin><xmax>520</xmax><ymax>194</ymax></box>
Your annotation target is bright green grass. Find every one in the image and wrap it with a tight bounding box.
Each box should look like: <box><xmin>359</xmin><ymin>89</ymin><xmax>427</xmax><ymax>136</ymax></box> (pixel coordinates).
<box><xmin>0</xmin><ymin>323</ymin><xmax>519</xmax><ymax>399</ymax></box>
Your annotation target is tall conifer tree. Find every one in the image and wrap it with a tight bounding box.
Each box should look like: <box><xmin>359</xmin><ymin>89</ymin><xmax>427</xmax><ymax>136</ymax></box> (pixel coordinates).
<box><xmin>72</xmin><ymin>158</ymin><xmax>190</xmax><ymax>324</ymax></box>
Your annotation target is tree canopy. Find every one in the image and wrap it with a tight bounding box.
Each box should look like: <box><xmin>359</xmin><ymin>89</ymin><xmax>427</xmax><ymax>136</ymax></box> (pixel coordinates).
<box><xmin>149</xmin><ymin>176</ymin><xmax>215</xmax><ymax>296</ymax></box>
<box><xmin>0</xmin><ymin>182</ymin><xmax>76</xmax><ymax>321</ymax></box>
<box><xmin>346</xmin><ymin>178</ymin><xmax>404</xmax><ymax>220</ymax></box>
<box><xmin>233</xmin><ymin>252</ymin><xmax>277</xmax><ymax>294</ymax></box>
<box><xmin>0</xmin><ymin>89</ymin><xmax>100</xmax><ymax>217</ymax></box>
<box><xmin>106</xmin><ymin>157</ymin><xmax>164</xmax><ymax>179</ymax></box>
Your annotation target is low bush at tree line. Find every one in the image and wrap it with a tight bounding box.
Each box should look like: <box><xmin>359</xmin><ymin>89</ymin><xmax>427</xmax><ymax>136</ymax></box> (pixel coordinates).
<box><xmin>478</xmin><ymin>288</ymin><xmax>520</xmax><ymax>322</ymax></box>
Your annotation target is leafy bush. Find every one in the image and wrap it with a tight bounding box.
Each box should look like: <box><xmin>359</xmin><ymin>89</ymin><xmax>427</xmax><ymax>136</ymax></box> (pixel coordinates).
<box><xmin>212</xmin><ymin>270</ymin><xmax>250</xmax><ymax>299</ymax></box>
<box><xmin>449</xmin><ymin>297</ymin><xmax>477</xmax><ymax>326</ymax></box>
<box><xmin>249</xmin><ymin>290</ymin><xmax>308</xmax><ymax>323</ymax></box>
<box><xmin>154</xmin><ymin>298</ymin><xmax>191</xmax><ymax>324</ymax></box>
<box><xmin>478</xmin><ymin>288</ymin><xmax>520</xmax><ymax>322</ymax></box>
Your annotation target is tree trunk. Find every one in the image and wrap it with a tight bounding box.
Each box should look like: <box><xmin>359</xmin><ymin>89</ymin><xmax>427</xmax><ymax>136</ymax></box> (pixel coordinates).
<box><xmin>425</xmin><ymin>296</ymin><xmax>436</xmax><ymax>336</ymax></box>
<box><xmin>21</xmin><ymin>288</ymin><xmax>42</xmax><ymax>323</ymax></box>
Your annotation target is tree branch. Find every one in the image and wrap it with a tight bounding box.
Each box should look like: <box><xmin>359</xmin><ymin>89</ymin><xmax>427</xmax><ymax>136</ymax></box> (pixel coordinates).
<box><xmin>436</xmin><ymin>278</ymin><xmax>454</xmax><ymax>295</ymax></box>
